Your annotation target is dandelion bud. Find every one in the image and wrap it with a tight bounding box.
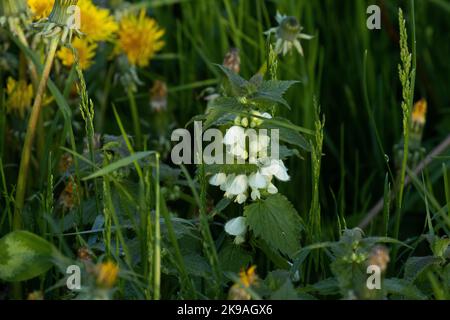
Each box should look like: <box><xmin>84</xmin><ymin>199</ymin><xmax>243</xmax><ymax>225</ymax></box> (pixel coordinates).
<box><xmin>410</xmin><ymin>99</ymin><xmax>427</xmax><ymax>146</ymax></box>
<box><xmin>223</xmin><ymin>48</ymin><xmax>241</xmax><ymax>74</ymax></box>
<box><xmin>150</xmin><ymin>80</ymin><xmax>168</xmax><ymax>112</ymax></box>
<box><xmin>48</xmin><ymin>0</ymin><xmax>78</xmax><ymax>26</ymax></box>
<box><xmin>368</xmin><ymin>245</ymin><xmax>390</xmax><ymax>273</ymax></box>
<box><xmin>96</xmin><ymin>261</ymin><xmax>119</xmax><ymax>289</ymax></box>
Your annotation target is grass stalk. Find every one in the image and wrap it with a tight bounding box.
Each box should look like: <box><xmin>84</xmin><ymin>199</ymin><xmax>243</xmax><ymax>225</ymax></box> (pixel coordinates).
<box><xmin>13</xmin><ymin>36</ymin><xmax>59</xmax><ymax>230</ymax></box>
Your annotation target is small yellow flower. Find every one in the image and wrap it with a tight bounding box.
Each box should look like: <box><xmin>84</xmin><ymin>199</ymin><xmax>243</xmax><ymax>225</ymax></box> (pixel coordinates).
<box><xmin>57</xmin><ymin>38</ymin><xmax>97</xmax><ymax>70</ymax></box>
<box><xmin>78</xmin><ymin>0</ymin><xmax>118</xmax><ymax>43</ymax></box>
<box><xmin>412</xmin><ymin>99</ymin><xmax>427</xmax><ymax>126</ymax></box>
<box><xmin>116</xmin><ymin>10</ymin><xmax>165</xmax><ymax>67</ymax></box>
<box><xmin>228</xmin><ymin>265</ymin><xmax>258</xmax><ymax>300</ymax></box>
<box><xmin>27</xmin><ymin>0</ymin><xmax>54</xmax><ymax>20</ymax></box>
<box><xmin>96</xmin><ymin>261</ymin><xmax>119</xmax><ymax>288</ymax></box>
<box><xmin>5</xmin><ymin>77</ymin><xmax>33</xmax><ymax>118</ymax></box>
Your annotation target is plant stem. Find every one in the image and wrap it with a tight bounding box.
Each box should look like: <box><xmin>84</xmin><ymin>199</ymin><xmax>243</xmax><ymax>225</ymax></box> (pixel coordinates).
<box><xmin>153</xmin><ymin>153</ymin><xmax>161</xmax><ymax>300</ymax></box>
<box><xmin>127</xmin><ymin>88</ymin><xmax>142</xmax><ymax>150</ymax></box>
<box><xmin>13</xmin><ymin>37</ymin><xmax>59</xmax><ymax>230</ymax></box>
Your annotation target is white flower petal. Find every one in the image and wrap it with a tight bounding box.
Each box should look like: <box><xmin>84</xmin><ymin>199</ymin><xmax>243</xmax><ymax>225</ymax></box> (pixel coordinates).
<box><xmin>226</xmin><ymin>174</ymin><xmax>248</xmax><ymax>195</ymax></box>
<box><xmin>209</xmin><ymin>173</ymin><xmax>227</xmax><ymax>186</ymax></box>
<box><xmin>248</xmin><ymin>172</ymin><xmax>268</xmax><ymax>189</ymax></box>
<box><xmin>234</xmin><ymin>193</ymin><xmax>248</xmax><ymax>204</ymax></box>
<box><xmin>223</xmin><ymin>126</ymin><xmax>246</xmax><ymax>146</ymax></box>
<box><xmin>225</xmin><ymin>217</ymin><xmax>247</xmax><ymax>237</ymax></box>
<box><xmin>251</xmin><ymin>188</ymin><xmax>261</xmax><ymax>201</ymax></box>
<box><xmin>267</xmin><ymin>183</ymin><xmax>278</xmax><ymax>194</ymax></box>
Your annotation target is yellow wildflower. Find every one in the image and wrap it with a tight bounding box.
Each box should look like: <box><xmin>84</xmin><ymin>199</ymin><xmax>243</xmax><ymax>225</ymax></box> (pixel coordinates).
<box><xmin>412</xmin><ymin>99</ymin><xmax>427</xmax><ymax>126</ymax></box>
<box><xmin>116</xmin><ymin>10</ymin><xmax>165</xmax><ymax>67</ymax></box>
<box><xmin>27</xmin><ymin>0</ymin><xmax>54</xmax><ymax>20</ymax></box>
<box><xmin>5</xmin><ymin>77</ymin><xmax>33</xmax><ymax>118</ymax></box>
<box><xmin>96</xmin><ymin>261</ymin><xmax>119</xmax><ymax>288</ymax></box>
<box><xmin>228</xmin><ymin>266</ymin><xmax>258</xmax><ymax>300</ymax></box>
<box><xmin>78</xmin><ymin>0</ymin><xmax>118</xmax><ymax>43</ymax></box>
<box><xmin>57</xmin><ymin>38</ymin><xmax>97</xmax><ymax>70</ymax></box>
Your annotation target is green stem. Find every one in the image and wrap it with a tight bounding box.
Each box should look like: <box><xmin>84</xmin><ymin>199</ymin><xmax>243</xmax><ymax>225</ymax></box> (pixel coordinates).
<box><xmin>13</xmin><ymin>37</ymin><xmax>59</xmax><ymax>230</ymax></box>
<box><xmin>153</xmin><ymin>153</ymin><xmax>161</xmax><ymax>300</ymax></box>
<box><xmin>127</xmin><ymin>89</ymin><xmax>142</xmax><ymax>150</ymax></box>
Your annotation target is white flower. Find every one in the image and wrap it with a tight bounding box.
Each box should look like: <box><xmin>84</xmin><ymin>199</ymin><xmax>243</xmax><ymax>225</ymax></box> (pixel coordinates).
<box><xmin>248</xmin><ymin>171</ymin><xmax>268</xmax><ymax>189</ymax></box>
<box><xmin>260</xmin><ymin>159</ymin><xmax>290</xmax><ymax>182</ymax></box>
<box><xmin>209</xmin><ymin>173</ymin><xmax>227</xmax><ymax>186</ymax></box>
<box><xmin>224</xmin><ymin>125</ymin><xmax>246</xmax><ymax>146</ymax></box>
<box><xmin>226</xmin><ymin>174</ymin><xmax>248</xmax><ymax>195</ymax></box>
<box><xmin>235</xmin><ymin>193</ymin><xmax>248</xmax><ymax>204</ymax></box>
<box><xmin>267</xmin><ymin>183</ymin><xmax>278</xmax><ymax>194</ymax></box>
<box><xmin>261</xmin><ymin>112</ymin><xmax>272</xmax><ymax>119</ymax></box>
<box><xmin>221</xmin><ymin>174</ymin><xmax>236</xmax><ymax>191</ymax></box>
<box><xmin>225</xmin><ymin>216</ymin><xmax>247</xmax><ymax>239</ymax></box>
<box><xmin>251</xmin><ymin>188</ymin><xmax>261</xmax><ymax>200</ymax></box>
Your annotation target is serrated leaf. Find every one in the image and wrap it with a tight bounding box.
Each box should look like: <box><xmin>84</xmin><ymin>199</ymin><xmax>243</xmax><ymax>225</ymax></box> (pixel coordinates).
<box><xmin>384</xmin><ymin>278</ymin><xmax>428</xmax><ymax>300</ymax></box>
<box><xmin>219</xmin><ymin>242</ymin><xmax>252</xmax><ymax>273</ymax></box>
<box><xmin>404</xmin><ymin>256</ymin><xmax>441</xmax><ymax>282</ymax></box>
<box><xmin>203</xmin><ymin>97</ymin><xmax>244</xmax><ymax>128</ymax></box>
<box><xmin>216</xmin><ymin>64</ymin><xmax>248</xmax><ymax>96</ymax></box>
<box><xmin>0</xmin><ymin>231</ymin><xmax>58</xmax><ymax>282</ymax></box>
<box><xmin>250</xmin><ymin>80</ymin><xmax>299</xmax><ymax>109</ymax></box>
<box><xmin>244</xmin><ymin>194</ymin><xmax>303</xmax><ymax>257</ymax></box>
<box><xmin>261</xmin><ymin>117</ymin><xmax>311</xmax><ymax>152</ymax></box>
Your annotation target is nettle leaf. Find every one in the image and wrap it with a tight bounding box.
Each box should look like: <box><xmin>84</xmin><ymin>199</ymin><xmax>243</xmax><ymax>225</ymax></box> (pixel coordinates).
<box><xmin>251</xmin><ymin>80</ymin><xmax>299</xmax><ymax>109</ymax></box>
<box><xmin>0</xmin><ymin>231</ymin><xmax>59</xmax><ymax>282</ymax></box>
<box><xmin>384</xmin><ymin>278</ymin><xmax>427</xmax><ymax>300</ymax></box>
<box><xmin>203</xmin><ymin>97</ymin><xmax>244</xmax><ymax>128</ymax></box>
<box><xmin>219</xmin><ymin>241</ymin><xmax>252</xmax><ymax>273</ymax></box>
<box><xmin>404</xmin><ymin>256</ymin><xmax>441</xmax><ymax>282</ymax></box>
<box><xmin>261</xmin><ymin>118</ymin><xmax>311</xmax><ymax>152</ymax></box>
<box><xmin>244</xmin><ymin>194</ymin><xmax>303</xmax><ymax>257</ymax></box>
<box><xmin>216</xmin><ymin>64</ymin><xmax>249</xmax><ymax>96</ymax></box>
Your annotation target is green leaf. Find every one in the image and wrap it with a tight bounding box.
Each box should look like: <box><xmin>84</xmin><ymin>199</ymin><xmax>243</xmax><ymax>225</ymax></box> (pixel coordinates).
<box><xmin>83</xmin><ymin>151</ymin><xmax>155</xmax><ymax>180</ymax></box>
<box><xmin>0</xmin><ymin>231</ymin><xmax>58</xmax><ymax>282</ymax></box>
<box><xmin>244</xmin><ymin>194</ymin><xmax>303</xmax><ymax>257</ymax></box>
<box><xmin>384</xmin><ymin>278</ymin><xmax>428</xmax><ymax>300</ymax></box>
<box><xmin>203</xmin><ymin>97</ymin><xmax>244</xmax><ymax>128</ymax></box>
<box><xmin>404</xmin><ymin>256</ymin><xmax>441</xmax><ymax>282</ymax></box>
<box><xmin>219</xmin><ymin>242</ymin><xmax>252</xmax><ymax>273</ymax></box>
<box><xmin>216</xmin><ymin>64</ymin><xmax>249</xmax><ymax>96</ymax></box>
<box><xmin>261</xmin><ymin>117</ymin><xmax>311</xmax><ymax>152</ymax></box>
<box><xmin>251</xmin><ymin>80</ymin><xmax>299</xmax><ymax>109</ymax></box>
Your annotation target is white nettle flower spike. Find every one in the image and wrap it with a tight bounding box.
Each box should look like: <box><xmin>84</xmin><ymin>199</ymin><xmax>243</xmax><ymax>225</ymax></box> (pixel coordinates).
<box><xmin>260</xmin><ymin>159</ymin><xmax>290</xmax><ymax>182</ymax></box>
<box><xmin>225</xmin><ymin>217</ymin><xmax>247</xmax><ymax>245</ymax></box>
<box><xmin>226</xmin><ymin>174</ymin><xmax>248</xmax><ymax>196</ymax></box>
<box><xmin>209</xmin><ymin>173</ymin><xmax>227</xmax><ymax>186</ymax></box>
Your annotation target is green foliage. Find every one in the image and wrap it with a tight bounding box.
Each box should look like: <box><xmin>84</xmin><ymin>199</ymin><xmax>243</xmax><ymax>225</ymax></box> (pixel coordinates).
<box><xmin>245</xmin><ymin>194</ymin><xmax>303</xmax><ymax>257</ymax></box>
<box><xmin>0</xmin><ymin>231</ymin><xmax>58</xmax><ymax>282</ymax></box>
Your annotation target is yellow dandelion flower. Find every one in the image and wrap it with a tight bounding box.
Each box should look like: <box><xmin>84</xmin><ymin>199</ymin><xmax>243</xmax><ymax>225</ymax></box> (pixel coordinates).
<box><xmin>78</xmin><ymin>0</ymin><xmax>118</xmax><ymax>43</ymax></box>
<box><xmin>412</xmin><ymin>99</ymin><xmax>427</xmax><ymax>126</ymax></box>
<box><xmin>27</xmin><ymin>0</ymin><xmax>54</xmax><ymax>20</ymax></box>
<box><xmin>96</xmin><ymin>261</ymin><xmax>119</xmax><ymax>288</ymax></box>
<box><xmin>5</xmin><ymin>77</ymin><xmax>33</xmax><ymax>118</ymax></box>
<box><xmin>228</xmin><ymin>266</ymin><xmax>258</xmax><ymax>300</ymax></box>
<box><xmin>116</xmin><ymin>10</ymin><xmax>165</xmax><ymax>67</ymax></box>
<box><xmin>57</xmin><ymin>38</ymin><xmax>97</xmax><ymax>70</ymax></box>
